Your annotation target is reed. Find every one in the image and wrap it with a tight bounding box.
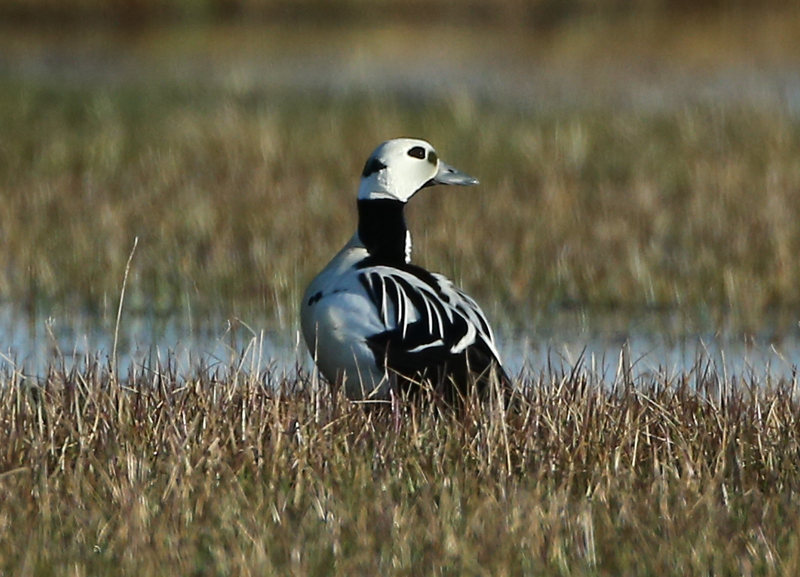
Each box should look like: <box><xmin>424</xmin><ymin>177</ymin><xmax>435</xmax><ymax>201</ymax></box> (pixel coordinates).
<box><xmin>0</xmin><ymin>355</ymin><xmax>798</xmax><ymax>575</ymax></box>
<box><xmin>2</xmin><ymin>82</ymin><xmax>800</xmax><ymax>330</ymax></box>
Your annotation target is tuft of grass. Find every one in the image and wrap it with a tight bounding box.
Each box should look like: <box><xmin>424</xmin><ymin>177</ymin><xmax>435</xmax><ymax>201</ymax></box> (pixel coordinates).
<box><xmin>1</xmin><ymin>357</ymin><xmax>799</xmax><ymax>574</ymax></box>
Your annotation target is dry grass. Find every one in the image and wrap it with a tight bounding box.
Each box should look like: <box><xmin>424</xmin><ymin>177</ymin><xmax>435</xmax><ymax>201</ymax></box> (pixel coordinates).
<box><xmin>1</xmin><ymin>357</ymin><xmax>800</xmax><ymax>575</ymax></box>
<box><xmin>2</xmin><ymin>81</ymin><xmax>800</xmax><ymax>330</ymax></box>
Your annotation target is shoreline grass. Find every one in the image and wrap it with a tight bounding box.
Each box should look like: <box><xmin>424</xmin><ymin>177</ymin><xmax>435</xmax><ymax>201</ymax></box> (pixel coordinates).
<box><xmin>1</xmin><ymin>357</ymin><xmax>799</xmax><ymax>574</ymax></box>
<box><xmin>2</xmin><ymin>80</ymin><xmax>800</xmax><ymax>331</ymax></box>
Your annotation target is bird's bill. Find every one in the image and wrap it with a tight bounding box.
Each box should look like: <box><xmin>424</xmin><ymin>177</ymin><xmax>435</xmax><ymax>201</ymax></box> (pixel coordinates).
<box><xmin>430</xmin><ymin>162</ymin><xmax>479</xmax><ymax>186</ymax></box>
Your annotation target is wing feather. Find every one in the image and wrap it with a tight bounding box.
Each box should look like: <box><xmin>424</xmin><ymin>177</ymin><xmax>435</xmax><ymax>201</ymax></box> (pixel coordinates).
<box><xmin>357</xmin><ymin>262</ymin><xmax>507</xmax><ymax>396</ymax></box>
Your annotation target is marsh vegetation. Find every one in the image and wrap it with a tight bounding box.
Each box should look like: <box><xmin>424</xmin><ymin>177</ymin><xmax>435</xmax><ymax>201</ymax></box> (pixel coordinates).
<box><xmin>2</xmin><ymin>6</ymin><xmax>800</xmax><ymax>574</ymax></box>
<box><xmin>2</xmin><ymin>357</ymin><xmax>800</xmax><ymax>575</ymax></box>
<box><xmin>3</xmin><ymin>83</ymin><xmax>800</xmax><ymax>328</ymax></box>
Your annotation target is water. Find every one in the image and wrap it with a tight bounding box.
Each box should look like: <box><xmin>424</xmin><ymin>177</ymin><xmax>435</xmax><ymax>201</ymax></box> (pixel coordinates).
<box><xmin>2</xmin><ymin>304</ymin><xmax>798</xmax><ymax>383</ymax></box>
<box><xmin>0</xmin><ymin>305</ymin><xmax>301</xmax><ymax>379</ymax></box>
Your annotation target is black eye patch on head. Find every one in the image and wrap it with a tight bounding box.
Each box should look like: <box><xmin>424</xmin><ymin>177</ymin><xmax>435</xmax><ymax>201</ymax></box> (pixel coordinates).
<box><xmin>407</xmin><ymin>146</ymin><xmax>426</xmax><ymax>159</ymax></box>
<box><xmin>362</xmin><ymin>157</ymin><xmax>387</xmax><ymax>177</ymax></box>
<box><xmin>427</xmin><ymin>150</ymin><xmax>438</xmax><ymax>165</ymax></box>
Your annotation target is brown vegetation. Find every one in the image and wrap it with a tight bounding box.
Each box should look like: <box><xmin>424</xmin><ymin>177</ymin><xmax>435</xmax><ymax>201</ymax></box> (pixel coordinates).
<box><xmin>1</xmin><ymin>358</ymin><xmax>799</xmax><ymax>574</ymax></box>
<box><xmin>2</xmin><ymin>83</ymin><xmax>800</xmax><ymax>329</ymax></box>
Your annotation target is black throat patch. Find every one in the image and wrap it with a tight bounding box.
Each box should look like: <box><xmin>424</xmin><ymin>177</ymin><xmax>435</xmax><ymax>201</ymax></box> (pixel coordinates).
<box><xmin>357</xmin><ymin>199</ymin><xmax>408</xmax><ymax>265</ymax></box>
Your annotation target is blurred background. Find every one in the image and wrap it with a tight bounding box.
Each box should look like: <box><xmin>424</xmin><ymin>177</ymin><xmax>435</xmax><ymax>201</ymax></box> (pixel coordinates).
<box><xmin>2</xmin><ymin>1</ymin><xmax>800</xmax><ymax>375</ymax></box>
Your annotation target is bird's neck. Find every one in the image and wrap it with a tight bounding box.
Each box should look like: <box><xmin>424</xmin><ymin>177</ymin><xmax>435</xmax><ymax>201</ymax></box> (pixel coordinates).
<box><xmin>357</xmin><ymin>198</ymin><xmax>410</xmax><ymax>265</ymax></box>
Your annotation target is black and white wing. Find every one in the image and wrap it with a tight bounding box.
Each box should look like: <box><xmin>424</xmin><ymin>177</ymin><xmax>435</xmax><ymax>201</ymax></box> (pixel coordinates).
<box><xmin>358</xmin><ymin>262</ymin><xmax>509</xmax><ymax>395</ymax></box>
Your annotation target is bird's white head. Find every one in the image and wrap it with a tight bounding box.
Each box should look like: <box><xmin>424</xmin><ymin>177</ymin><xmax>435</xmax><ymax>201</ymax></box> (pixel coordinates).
<box><xmin>357</xmin><ymin>138</ymin><xmax>478</xmax><ymax>202</ymax></box>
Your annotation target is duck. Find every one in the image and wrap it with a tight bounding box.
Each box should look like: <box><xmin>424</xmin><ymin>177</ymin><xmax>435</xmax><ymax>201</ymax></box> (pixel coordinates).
<box><xmin>301</xmin><ymin>138</ymin><xmax>510</xmax><ymax>402</ymax></box>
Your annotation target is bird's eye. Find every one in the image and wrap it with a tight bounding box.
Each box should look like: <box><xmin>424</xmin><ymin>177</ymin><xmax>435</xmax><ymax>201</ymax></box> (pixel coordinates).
<box><xmin>407</xmin><ymin>146</ymin><xmax>426</xmax><ymax>159</ymax></box>
<box><xmin>427</xmin><ymin>150</ymin><xmax>438</xmax><ymax>165</ymax></box>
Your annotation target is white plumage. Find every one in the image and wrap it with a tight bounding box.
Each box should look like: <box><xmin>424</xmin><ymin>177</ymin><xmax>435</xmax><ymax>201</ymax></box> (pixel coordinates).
<box><xmin>301</xmin><ymin>138</ymin><xmax>508</xmax><ymax>401</ymax></box>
